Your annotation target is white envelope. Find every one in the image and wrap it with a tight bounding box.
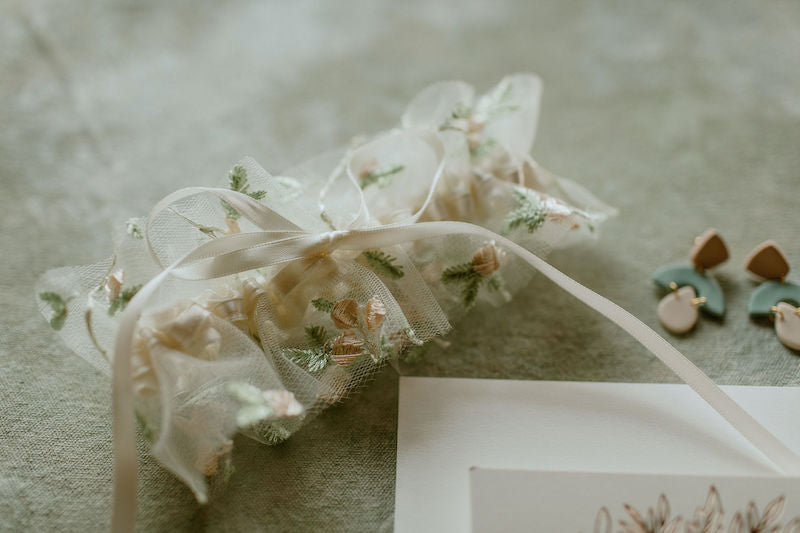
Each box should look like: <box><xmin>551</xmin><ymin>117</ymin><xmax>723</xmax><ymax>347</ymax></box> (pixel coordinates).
<box><xmin>394</xmin><ymin>377</ymin><xmax>800</xmax><ymax>533</ymax></box>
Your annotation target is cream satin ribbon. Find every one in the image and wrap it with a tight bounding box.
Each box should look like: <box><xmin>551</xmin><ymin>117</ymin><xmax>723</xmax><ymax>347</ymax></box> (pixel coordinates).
<box><xmin>111</xmin><ymin>179</ymin><xmax>800</xmax><ymax>532</ymax></box>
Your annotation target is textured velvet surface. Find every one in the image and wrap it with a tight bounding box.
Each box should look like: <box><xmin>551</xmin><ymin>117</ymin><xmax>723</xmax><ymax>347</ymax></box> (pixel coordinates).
<box><xmin>2</xmin><ymin>1</ymin><xmax>799</xmax><ymax>530</ymax></box>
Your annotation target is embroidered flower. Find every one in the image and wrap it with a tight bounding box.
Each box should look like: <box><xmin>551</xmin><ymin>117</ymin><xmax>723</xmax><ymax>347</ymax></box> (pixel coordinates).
<box><xmin>261</xmin><ymin>390</ymin><xmax>304</xmax><ymax>418</ymax></box>
<box><xmin>592</xmin><ymin>486</ymin><xmax>800</xmax><ymax>533</ymax></box>
<box><xmin>330</xmin><ymin>331</ymin><xmax>364</xmax><ymax>367</ymax></box>
<box><xmin>104</xmin><ymin>269</ymin><xmax>124</xmax><ymax>301</ymax></box>
<box><xmin>442</xmin><ymin>244</ymin><xmax>506</xmax><ymax>309</ymax></box>
<box><xmin>227</xmin><ymin>382</ymin><xmax>304</xmax><ymax>428</ymax></box>
<box><xmin>471</xmin><ymin>243</ymin><xmax>502</xmax><ymax>278</ymax></box>
<box><xmin>363</xmin><ymin>297</ymin><xmax>386</xmax><ymax>332</ymax></box>
<box><xmin>331</xmin><ymin>298</ymin><xmax>360</xmax><ymax>330</ymax></box>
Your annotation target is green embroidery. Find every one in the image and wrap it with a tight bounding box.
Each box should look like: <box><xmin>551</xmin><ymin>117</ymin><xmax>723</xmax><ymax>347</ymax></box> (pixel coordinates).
<box><xmin>125</xmin><ymin>219</ymin><xmax>143</xmax><ymax>240</ymax></box>
<box><xmin>470</xmin><ymin>138</ymin><xmax>497</xmax><ymax>160</ymax></box>
<box><xmin>39</xmin><ymin>291</ymin><xmax>69</xmax><ymax>330</ymax></box>
<box><xmin>439</xmin><ymin>81</ymin><xmax>518</xmax><ymax>133</ymax></box>
<box><xmin>362</xmin><ymin>250</ymin><xmax>405</xmax><ymax>279</ymax></box>
<box><xmin>168</xmin><ymin>207</ymin><xmax>225</xmax><ymax>239</ymax></box>
<box><xmin>380</xmin><ymin>335</ymin><xmax>396</xmax><ymax>360</ymax></box>
<box><xmin>135</xmin><ymin>411</ymin><xmax>155</xmax><ymax>443</ymax></box>
<box><xmin>285</xmin><ymin>348</ymin><xmax>329</xmax><ymax>373</ymax></box>
<box><xmin>505</xmin><ymin>188</ymin><xmax>545</xmax><ymax>234</ymax></box>
<box><xmin>304</xmin><ymin>324</ymin><xmax>329</xmax><ymax>349</ymax></box>
<box><xmin>263</xmin><ymin>423</ymin><xmax>291</xmax><ymax>445</ymax></box>
<box><xmin>311</xmin><ymin>297</ymin><xmax>334</xmax><ymax>313</ymax></box>
<box><xmin>360</xmin><ymin>164</ymin><xmax>405</xmax><ymax>190</ymax></box>
<box><xmin>108</xmin><ymin>285</ymin><xmax>141</xmax><ymax>316</ymax></box>
<box><xmin>285</xmin><ymin>325</ymin><xmax>332</xmax><ymax>372</ymax></box>
<box><xmin>441</xmin><ymin>263</ymin><xmax>484</xmax><ymax>309</ymax></box>
<box><xmin>478</xmin><ymin>80</ymin><xmax>518</xmax><ymax>120</ymax></box>
<box><xmin>221</xmin><ymin>165</ymin><xmax>267</xmax><ymax>220</ymax></box>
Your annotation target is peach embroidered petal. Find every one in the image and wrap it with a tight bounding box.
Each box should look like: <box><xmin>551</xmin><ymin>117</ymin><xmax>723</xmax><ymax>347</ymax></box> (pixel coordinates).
<box><xmin>331</xmin><ymin>298</ymin><xmax>360</xmax><ymax>330</ymax></box>
<box><xmin>471</xmin><ymin>243</ymin><xmax>501</xmax><ymax>278</ymax></box>
<box><xmin>363</xmin><ymin>297</ymin><xmax>386</xmax><ymax>333</ymax></box>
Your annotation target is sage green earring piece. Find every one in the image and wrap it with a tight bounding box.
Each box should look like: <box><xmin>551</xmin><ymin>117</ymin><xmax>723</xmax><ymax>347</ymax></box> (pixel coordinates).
<box><xmin>653</xmin><ymin>228</ymin><xmax>728</xmax><ymax>334</ymax></box>
<box><xmin>745</xmin><ymin>240</ymin><xmax>800</xmax><ymax>351</ymax></box>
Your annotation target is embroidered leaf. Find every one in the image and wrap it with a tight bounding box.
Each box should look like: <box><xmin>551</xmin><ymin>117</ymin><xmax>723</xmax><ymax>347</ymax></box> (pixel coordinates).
<box><xmin>304</xmin><ymin>324</ymin><xmax>330</xmax><ymax>350</ymax></box>
<box><xmin>505</xmin><ymin>188</ymin><xmax>545</xmax><ymax>234</ymax></box>
<box><xmin>168</xmin><ymin>207</ymin><xmax>224</xmax><ymax>239</ymax></box>
<box><xmin>228</xmin><ymin>164</ymin><xmax>248</xmax><ymax>191</ymax></box>
<box><xmin>459</xmin><ymin>277</ymin><xmax>482</xmax><ymax>309</ymax></box>
<box><xmin>221</xmin><ymin>164</ymin><xmax>266</xmax><ymax>220</ymax></box>
<box><xmin>380</xmin><ymin>335</ymin><xmax>396</xmax><ymax>361</ymax></box>
<box><xmin>441</xmin><ymin>263</ymin><xmax>485</xmax><ymax>309</ymax></box>
<box><xmin>311</xmin><ymin>297</ymin><xmax>335</xmax><ymax>313</ymax></box>
<box><xmin>220</xmin><ymin>199</ymin><xmax>241</xmax><ymax>221</ymax></box>
<box><xmin>39</xmin><ymin>291</ymin><xmax>68</xmax><ymax>330</ymax></box>
<box><xmin>439</xmin><ymin>102</ymin><xmax>472</xmax><ymax>131</ymax></box>
<box><xmin>135</xmin><ymin>411</ymin><xmax>155</xmax><ymax>443</ymax></box>
<box><xmin>284</xmin><ymin>348</ymin><xmax>329</xmax><ymax>373</ymax></box>
<box><xmin>482</xmin><ymin>81</ymin><xmax>519</xmax><ymax>119</ymax></box>
<box><xmin>263</xmin><ymin>422</ymin><xmax>291</xmax><ymax>445</ymax></box>
<box><xmin>108</xmin><ymin>285</ymin><xmax>141</xmax><ymax>316</ymax></box>
<box><xmin>362</xmin><ymin>250</ymin><xmax>405</xmax><ymax>279</ymax></box>
<box><xmin>470</xmin><ymin>138</ymin><xmax>497</xmax><ymax>160</ymax></box>
<box><xmin>125</xmin><ymin>219</ymin><xmax>144</xmax><ymax>239</ymax></box>
<box><xmin>487</xmin><ymin>273</ymin><xmax>503</xmax><ymax>292</ymax></box>
<box><xmin>360</xmin><ymin>164</ymin><xmax>404</xmax><ymax>189</ymax></box>
<box><xmin>441</xmin><ymin>262</ymin><xmax>479</xmax><ymax>284</ymax></box>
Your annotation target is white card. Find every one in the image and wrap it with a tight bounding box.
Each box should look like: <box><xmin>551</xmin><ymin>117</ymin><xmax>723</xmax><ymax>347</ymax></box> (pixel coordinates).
<box><xmin>395</xmin><ymin>377</ymin><xmax>800</xmax><ymax>533</ymax></box>
<box><xmin>470</xmin><ymin>469</ymin><xmax>800</xmax><ymax>533</ymax></box>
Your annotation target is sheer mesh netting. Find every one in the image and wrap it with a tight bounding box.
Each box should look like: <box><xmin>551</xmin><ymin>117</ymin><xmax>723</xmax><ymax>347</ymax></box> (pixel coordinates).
<box><xmin>35</xmin><ymin>74</ymin><xmax>615</xmax><ymax>502</ymax></box>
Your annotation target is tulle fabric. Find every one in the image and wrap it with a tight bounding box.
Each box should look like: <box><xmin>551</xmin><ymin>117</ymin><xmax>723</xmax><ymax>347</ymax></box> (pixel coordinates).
<box><xmin>36</xmin><ymin>74</ymin><xmax>614</xmax><ymax>501</ymax></box>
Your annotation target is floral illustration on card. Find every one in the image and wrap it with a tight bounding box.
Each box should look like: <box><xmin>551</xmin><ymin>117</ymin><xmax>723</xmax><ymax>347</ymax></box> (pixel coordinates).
<box><xmin>591</xmin><ymin>486</ymin><xmax>800</xmax><ymax>533</ymax></box>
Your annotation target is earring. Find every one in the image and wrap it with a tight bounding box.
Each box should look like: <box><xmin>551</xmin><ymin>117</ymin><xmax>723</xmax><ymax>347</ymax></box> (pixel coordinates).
<box><xmin>745</xmin><ymin>240</ymin><xmax>800</xmax><ymax>350</ymax></box>
<box><xmin>652</xmin><ymin>228</ymin><xmax>728</xmax><ymax>334</ymax></box>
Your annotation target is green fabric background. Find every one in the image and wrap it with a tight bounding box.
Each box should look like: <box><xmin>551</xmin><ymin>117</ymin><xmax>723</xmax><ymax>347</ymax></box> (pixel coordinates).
<box><xmin>2</xmin><ymin>1</ymin><xmax>799</xmax><ymax>531</ymax></box>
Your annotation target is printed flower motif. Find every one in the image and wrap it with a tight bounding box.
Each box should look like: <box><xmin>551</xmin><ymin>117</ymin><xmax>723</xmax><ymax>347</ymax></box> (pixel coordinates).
<box><xmin>686</xmin><ymin>486</ymin><xmax>724</xmax><ymax>533</ymax></box>
<box><xmin>227</xmin><ymin>382</ymin><xmax>304</xmax><ymax>428</ymax></box>
<box><xmin>592</xmin><ymin>486</ymin><xmax>800</xmax><ymax>533</ymax></box>
<box><xmin>618</xmin><ymin>495</ymin><xmax>684</xmax><ymax>533</ymax></box>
